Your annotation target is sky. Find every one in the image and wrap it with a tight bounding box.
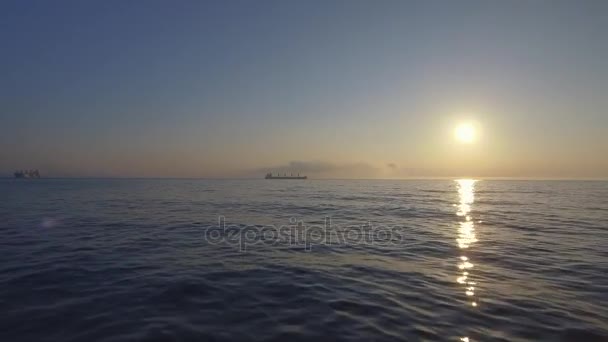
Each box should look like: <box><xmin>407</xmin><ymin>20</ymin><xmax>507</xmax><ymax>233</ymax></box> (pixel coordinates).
<box><xmin>1</xmin><ymin>0</ymin><xmax>607</xmax><ymax>179</ymax></box>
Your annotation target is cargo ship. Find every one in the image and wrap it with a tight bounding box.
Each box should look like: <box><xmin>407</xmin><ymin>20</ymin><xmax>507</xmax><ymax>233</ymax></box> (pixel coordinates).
<box><xmin>265</xmin><ymin>172</ymin><xmax>307</xmax><ymax>179</ymax></box>
<box><xmin>14</xmin><ymin>169</ymin><xmax>41</xmax><ymax>178</ymax></box>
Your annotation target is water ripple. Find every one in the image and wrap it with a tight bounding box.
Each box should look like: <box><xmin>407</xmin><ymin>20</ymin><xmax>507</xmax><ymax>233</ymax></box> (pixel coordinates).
<box><xmin>0</xmin><ymin>179</ymin><xmax>607</xmax><ymax>341</ymax></box>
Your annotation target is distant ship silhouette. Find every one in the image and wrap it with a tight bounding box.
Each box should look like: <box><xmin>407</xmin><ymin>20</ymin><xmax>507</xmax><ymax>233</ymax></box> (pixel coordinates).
<box><xmin>265</xmin><ymin>172</ymin><xmax>307</xmax><ymax>179</ymax></box>
<box><xmin>14</xmin><ymin>169</ymin><xmax>41</xmax><ymax>179</ymax></box>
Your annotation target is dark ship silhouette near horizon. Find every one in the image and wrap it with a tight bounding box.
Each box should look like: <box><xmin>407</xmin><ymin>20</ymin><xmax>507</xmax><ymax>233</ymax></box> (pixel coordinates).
<box><xmin>265</xmin><ymin>172</ymin><xmax>307</xmax><ymax>180</ymax></box>
<box><xmin>14</xmin><ymin>169</ymin><xmax>41</xmax><ymax>179</ymax></box>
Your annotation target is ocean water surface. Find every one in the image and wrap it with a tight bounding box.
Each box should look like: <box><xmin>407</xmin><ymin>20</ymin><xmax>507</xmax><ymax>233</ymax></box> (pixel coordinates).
<box><xmin>1</xmin><ymin>179</ymin><xmax>607</xmax><ymax>341</ymax></box>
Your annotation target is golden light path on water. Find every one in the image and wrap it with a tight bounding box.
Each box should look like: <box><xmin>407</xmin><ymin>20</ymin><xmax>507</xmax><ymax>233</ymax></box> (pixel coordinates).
<box><xmin>455</xmin><ymin>179</ymin><xmax>478</xmax><ymax>342</ymax></box>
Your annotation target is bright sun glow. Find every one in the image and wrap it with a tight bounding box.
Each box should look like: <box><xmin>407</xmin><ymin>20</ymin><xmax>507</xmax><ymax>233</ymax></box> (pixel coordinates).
<box><xmin>455</xmin><ymin>123</ymin><xmax>476</xmax><ymax>144</ymax></box>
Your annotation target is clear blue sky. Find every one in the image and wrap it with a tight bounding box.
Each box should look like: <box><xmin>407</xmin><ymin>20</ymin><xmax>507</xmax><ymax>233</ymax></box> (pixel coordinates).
<box><xmin>1</xmin><ymin>0</ymin><xmax>607</xmax><ymax>178</ymax></box>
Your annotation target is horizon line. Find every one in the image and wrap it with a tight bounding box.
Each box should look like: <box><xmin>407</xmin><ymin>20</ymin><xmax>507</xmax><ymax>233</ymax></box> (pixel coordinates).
<box><xmin>2</xmin><ymin>176</ymin><xmax>607</xmax><ymax>181</ymax></box>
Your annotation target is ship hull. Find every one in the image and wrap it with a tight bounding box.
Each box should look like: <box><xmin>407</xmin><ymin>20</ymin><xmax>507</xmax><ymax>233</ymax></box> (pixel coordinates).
<box><xmin>265</xmin><ymin>176</ymin><xmax>307</xmax><ymax>179</ymax></box>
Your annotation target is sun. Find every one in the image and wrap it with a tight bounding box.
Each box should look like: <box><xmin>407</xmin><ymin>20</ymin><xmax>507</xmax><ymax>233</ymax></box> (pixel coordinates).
<box><xmin>455</xmin><ymin>123</ymin><xmax>476</xmax><ymax>144</ymax></box>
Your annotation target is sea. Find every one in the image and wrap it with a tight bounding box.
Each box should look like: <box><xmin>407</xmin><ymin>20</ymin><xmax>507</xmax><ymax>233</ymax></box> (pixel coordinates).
<box><xmin>1</xmin><ymin>179</ymin><xmax>607</xmax><ymax>341</ymax></box>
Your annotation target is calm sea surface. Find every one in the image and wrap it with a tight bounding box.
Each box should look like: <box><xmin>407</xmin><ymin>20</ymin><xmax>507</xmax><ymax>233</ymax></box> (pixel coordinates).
<box><xmin>1</xmin><ymin>179</ymin><xmax>607</xmax><ymax>341</ymax></box>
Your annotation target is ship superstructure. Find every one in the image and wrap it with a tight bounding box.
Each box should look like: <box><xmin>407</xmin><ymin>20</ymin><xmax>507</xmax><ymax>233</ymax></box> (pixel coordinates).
<box><xmin>14</xmin><ymin>170</ymin><xmax>41</xmax><ymax>178</ymax></box>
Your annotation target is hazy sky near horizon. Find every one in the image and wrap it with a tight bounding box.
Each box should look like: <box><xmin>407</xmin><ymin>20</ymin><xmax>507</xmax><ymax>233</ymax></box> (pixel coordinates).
<box><xmin>1</xmin><ymin>0</ymin><xmax>607</xmax><ymax>178</ymax></box>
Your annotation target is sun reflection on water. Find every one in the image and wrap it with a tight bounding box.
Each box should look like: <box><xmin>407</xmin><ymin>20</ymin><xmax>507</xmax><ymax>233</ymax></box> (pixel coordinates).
<box><xmin>455</xmin><ymin>179</ymin><xmax>479</xmax><ymax>341</ymax></box>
